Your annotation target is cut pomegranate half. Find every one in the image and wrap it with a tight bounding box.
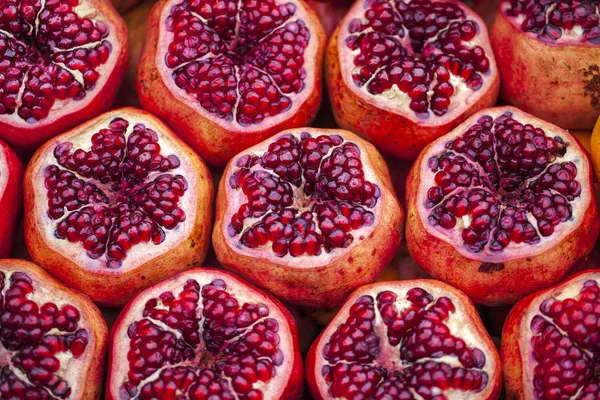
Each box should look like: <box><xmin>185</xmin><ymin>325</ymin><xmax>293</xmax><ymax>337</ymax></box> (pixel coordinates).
<box><xmin>137</xmin><ymin>0</ymin><xmax>326</xmax><ymax>166</ymax></box>
<box><xmin>503</xmin><ymin>270</ymin><xmax>600</xmax><ymax>399</ymax></box>
<box><xmin>406</xmin><ymin>107</ymin><xmax>599</xmax><ymax>306</ymax></box>
<box><xmin>307</xmin><ymin>280</ymin><xmax>502</xmax><ymax>400</ymax></box>
<box><xmin>0</xmin><ymin>259</ymin><xmax>107</xmax><ymax>399</ymax></box>
<box><xmin>0</xmin><ymin>0</ymin><xmax>129</xmax><ymax>149</ymax></box>
<box><xmin>24</xmin><ymin>107</ymin><xmax>214</xmax><ymax>307</ymax></box>
<box><xmin>106</xmin><ymin>268</ymin><xmax>303</xmax><ymax>400</ymax></box>
<box><xmin>213</xmin><ymin>127</ymin><xmax>404</xmax><ymax>307</ymax></box>
<box><xmin>327</xmin><ymin>0</ymin><xmax>500</xmax><ymax>160</ymax></box>
<box><xmin>0</xmin><ymin>140</ymin><xmax>23</xmax><ymax>258</ymax></box>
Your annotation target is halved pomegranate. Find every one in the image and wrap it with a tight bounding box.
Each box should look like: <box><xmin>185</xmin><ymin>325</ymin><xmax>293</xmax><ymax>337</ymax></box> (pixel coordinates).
<box><xmin>0</xmin><ymin>259</ymin><xmax>107</xmax><ymax>399</ymax></box>
<box><xmin>137</xmin><ymin>0</ymin><xmax>326</xmax><ymax>166</ymax></box>
<box><xmin>213</xmin><ymin>127</ymin><xmax>404</xmax><ymax>307</ymax></box>
<box><xmin>406</xmin><ymin>107</ymin><xmax>599</xmax><ymax>306</ymax></box>
<box><xmin>503</xmin><ymin>270</ymin><xmax>600</xmax><ymax>399</ymax></box>
<box><xmin>326</xmin><ymin>0</ymin><xmax>500</xmax><ymax>160</ymax></box>
<box><xmin>306</xmin><ymin>280</ymin><xmax>502</xmax><ymax>399</ymax></box>
<box><xmin>106</xmin><ymin>268</ymin><xmax>303</xmax><ymax>399</ymax></box>
<box><xmin>24</xmin><ymin>107</ymin><xmax>214</xmax><ymax>307</ymax></box>
<box><xmin>491</xmin><ymin>0</ymin><xmax>600</xmax><ymax>130</ymax></box>
<box><xmin>0</xmin><ymin>140</ymin><xmax>23</xmax><ymax>258</ymax></box>
<box><xmin>0</xmin><ymin>0</ymin><xmax>129</xmax><ymax>149</ymax></box>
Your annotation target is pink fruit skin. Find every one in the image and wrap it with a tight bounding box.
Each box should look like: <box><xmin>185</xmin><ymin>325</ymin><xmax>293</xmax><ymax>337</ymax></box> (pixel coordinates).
<box><xmin>491</xmin><ymin>8</ymin><xmax>600</xmax><ymax>130</ymax></box>
<box><xmin>0</xmin><ymin>141</ymin><xmax>23</xmax><ymax>258</ymax></box>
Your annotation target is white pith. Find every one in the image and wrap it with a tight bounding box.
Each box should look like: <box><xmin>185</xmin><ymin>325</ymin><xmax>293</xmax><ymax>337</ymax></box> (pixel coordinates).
<box><xmin>0</xmin><ymin>0</ymin><xmax>124</xmax><ymax>129</ymax></box>
<box><xmin>28</xmin><ymin>110</ymin><xmax>201</xmax><ymax>272</ymax></box>
<box><xmin>221</xmin><ymin>129</ymin><xmax>385</xmax><ymax>269</ymax></box>
<box><xmin>312</xmin><ymin>281</ymin><xmax>500</xmax><ymax>400</ymax></box>
<box><xmin>155</xmin><ymin>0</ymin><xmax>321</xmax><ymax>132</ymax></box>
<box><xmin>416</xmin><ymin>107</ymin><xmax>593</xmax><ymax>262</ymax></box>
<box><xmin>337</xmin><ymin>0</ymin><xmax>497</xmax><ymax>125</ymax></box>
<box><xmin>108</xmin><ymin>270</ymin><xmax>295</xmax><ymax>399</ymax></box>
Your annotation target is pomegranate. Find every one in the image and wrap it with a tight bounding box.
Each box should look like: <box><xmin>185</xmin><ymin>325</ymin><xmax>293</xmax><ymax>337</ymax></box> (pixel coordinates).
<box><xmin>0</xmin><ymin>140</ymin><xmax>23</xmax><ymax>258</ymax></box>
<box><xmin>326</xmin><ymin>0</ymin><xmax>499</xmax><ymax>160</ymax></box>
<box><xmin>0</xmin><ymin>0</ymin><xmax>129</xmax><ymax>149</ymax></box>
<box><xmin>0</xmin><ymin>259</ymin><xmax>107</xmax><ymax>399</ymax></box>
<box><xmin>306</xmin><ymin>279</ymin><xmax>502</xmax><ymax>399</ymax></box>
<box><xmin>137</xmin><ymin>0</ymin><xmax>326</xmax><ymax>167</ymax></box>
<box><xmin>503</xmin><ymin>270</ymin><xmax>600</xmax><ymax>399</ymax></box>
<box><xmin>106</xmin><ymin>268</ymin><xmax>303</xmax><ymax>399</ymax></box>
<box><xmin>24</xmin><ymin>107</ymin><xmax>214</xmax><ymax>307</ymax></box>
<box><xmin>491</xmin><ymin>0</ymin><xmax>600</xmax><ymax>130</ymax></box>
<box><xmin>406</xmin><ymin>107</ymin><xmax>600</xmax><ymax>306</ymax></box>
<box><xmin>213</xmin><ymin>127</ymin><xmax>404</xmax><ymax>307</ymax></box>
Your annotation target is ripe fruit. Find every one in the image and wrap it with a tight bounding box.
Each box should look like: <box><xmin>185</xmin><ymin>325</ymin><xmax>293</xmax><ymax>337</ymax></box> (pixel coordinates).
<box><xmin>24</xmin><ymin>107</ymin><xmax>213</xmax><ymax>307</ymax></box>
<box><xmin>0</xmin><ymin>140</ymin><xmax>23</xmax><ymax>258</ymax></box>
<box><xmin>0</xmin><ymin>0</ymin><xmax>129</xmax><ymax>149</ymax></box>
<box><xmin>306</xmin><ymin>280</ymin><xmax>502</xmax><ymax>399</ymax></box>
<box><xmin>213</xmin><ymin>128</ymin><xmax>404</xmax><ymax>307</ymax></box>
<box><xmin>503</xmin><ymin>270</ymin><xmax>600</xmax><ymax>399</ymax></box>
<box><xmin>106</xmin><ymin>268</ymin><xmax>303</xmax><ymax>400</ymax></box>
<box><xmin>589</xmin><ymin>116</ymin><xmax>600</xmax><ymax>181</ymax></box>
<box><xmin>0</xmin><ymin>259</ymin><xmax>107</xmax><ymax>399</ymax></box>
<box><xmin>406</xmin><ymin>107</ymin><xmax>599</xmax><ymax>306</ymax></box>
<box><xmin>137</xmin><ymin>0</ymin><xmax>327</xmax><ymax>166</ymax></box>
<box><xmin>326</xmin><ymin>0</ymin><xmax>499</xmax><ymax>160</ymax></box>
<box><xmin>491</xmin><ymin>0</ymin><xmax>600</xmax><ymax>130</ymax></box>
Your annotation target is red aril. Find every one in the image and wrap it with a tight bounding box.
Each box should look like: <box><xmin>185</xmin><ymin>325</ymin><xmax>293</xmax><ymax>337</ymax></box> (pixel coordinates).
<box><xmin>24</xmin><ymin>107</ymin><xmax>214</xmax><ymax>307</ymax></box>
<box><xmin>137</xmin><ymin>0</ymin><xmax>326</xmax><ymax>166</ymax></box>
<box><xmin>491</xmin><ymin>0</ymin><xmax>600</xmax><ymax>130</ymax></box>
<box><xmin>213</xmin><ymin>127</ymin><xmax>405</xmax><ymax>307</ymax></box>
<box><xmin>106</xmin><ymin>268</ymin><xmax>303</xmax><ymax>400</ymax></box>
<box><xmin>327</xmin><ymin>0</ymin><xmax>500</xmax><ymax>160</ymax></box>
<box><xmin>0</xmin><ymin>140</ymin><xmax>23</xmax><ymax>258</ymax></box>
<box><xmin>503</xmin><ymin>270</ymin><xmax>600</xmax><ymax>399</ymax></box>
<box><xmin>406</xmin><ymin>107</ymin><xmax>599</xmax><ymax>306</ymax></box>
<box><xmin>0</xmin><ymin>0</ymin><xmax>129</xmax><ymax>149</ymax></box>
<box><xmin>306</xmin><ymin>279</ymin><xmax>502</xmax><ymax>399</ymax></box>
<box><xmin>0</xmin><ymin>259</ymin><xmax>107</xmax><ymax>399</ymax></box>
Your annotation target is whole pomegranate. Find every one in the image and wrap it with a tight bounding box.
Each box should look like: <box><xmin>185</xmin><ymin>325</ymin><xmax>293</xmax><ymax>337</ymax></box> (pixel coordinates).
<box><xmin>326</xmin><ymin>0</ymin><xmax>500</xmax><ymax>160</ymax></box>
<box><xmin>306</xmin><ymin>280</ymin><xmax>502</xmax><ymax>399</ymax></box>
<box><xmin>106</xmin><ymin>268</ymin><xmax>303</xmax><ymax>399</ymax></box>
<box><xmin>0</xmin><ymin>0</ymin><xmax>129</xmax><ymax>149</ymax></box>
<box><xmin>491</xmin><ymin>0</ymin><xmax>600</xmax><ymax>130</ymax></box>
<box><xmin>137</xmin><ymin>0</ymin><xmax>326</xmax><ymax>166</ymax></box>
<box><xmin>503</xmin><ymin>270</ymin><xmax>600</xmax><ymax>399</ymax></box>
<box><xmin>24</xmin><ymin>107</ymin><xmax>214</xmax><ymax>307</ymax></box>
<box><xmin>0</xmin><ymin>259</ymin><xmax>107</xmax><ymax>399</ymax></box>
<box><xmin>0</xmin><ymin>140</ymin><xmax>23</xmax><ymax>258</ymax></box>
<box><xmin>213</xmin><ymin>128</ymin><xmax>404</xmax><ymax>307</ymax></box>
<box><xmin>406</xmin><ymin>107</ymin><xmax>599</xmax><ymax>306</ymax></box>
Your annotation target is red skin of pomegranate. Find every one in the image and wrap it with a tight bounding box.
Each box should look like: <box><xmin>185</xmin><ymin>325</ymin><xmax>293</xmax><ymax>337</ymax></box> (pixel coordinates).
<box><xmin>491</xmin><ymin>1</ymin><xmax>600</xmax><ymax>130</ymax></box>
<box><xmin>326</xmin><ymin>0</ymin><xmax>500</xmax><ymax>161</ymax></box>
<box><xmin>306</xmin><ymin>279</ymin><xmax>502</xmax><ymax>400</ymax></box>
<box><xmin>0</xmin><ymin>259</ymin><xmax>108</xmax><ymax>399</ymax></box>
<box><xmin>406</xmin><ymin>107</ymin><xmax>600</xmax><ymax>306</ymax></box>
<box><xmin>213</xmin><ymin>127</ymin><xmax>404</xmax><ymax>307</ymax></box>
<box><xmin>0</xmin><ymin>140</ymin><xmax>23</xmax><ymax>258</ymax></box>
<box><xmin>137</xmin><ymin>0</ymin><xmax>327</xmax><ymax>167</ymax></box>
<box><xmin>24</xmin><ymin>107</ymin><xmax>214</xmax><ymax>307</ymax></box>
<box><xmin>502</xmin><ymin>270</ymin><xmax>600</xmax><ymax>399</ymax></box>
<box><xmin>0</xmin><ymin>0</ymin><xmax>129</xmax><ymax>149</ymax></box>
<box><xmin>106</xmin><ymin>268</ymin><xmax>303</xmax><ymax>400</ymax></box>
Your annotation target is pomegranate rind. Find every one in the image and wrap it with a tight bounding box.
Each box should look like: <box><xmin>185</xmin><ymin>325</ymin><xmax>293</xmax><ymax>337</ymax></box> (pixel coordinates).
<box><xmin>213</xmin><ymin>127</ymin><xmax>405</xmax><ymax>307</ymax></box>
<box><xmin>502</xmin><ymin>270</ymin><xmax>600</xmax><ymax>400</ymax></box>
<box><xmin>326</xmin><ymin>0</ymin><xmax>500</xmax><ymax>160</ymax></box>
<box><xmin>406</xmin><ymin>106</ymin><xmax>600</xmax><ymax>306</ymax></box>
<box><xmin>137</xmin><ymin>0</ymin><xmax>327</xmax><ymax>167</ymax></box>
<box><xmin>24</xmin><ymin>107</ymin><xmax>214</xmax><ymax>307</ymax></box>
<box><xmin>306</xmin><ymin>279</ymin><xmax>502</xmax><ymax>400</ymax></box>
<box><xmin>0</xmin><ymin>140</ymin><xmax>23</xmax><ymax>258</ymax></box>
<box><xmin>490</xmin><ymin>2</ymin><xmax>600</xmax><ymax>130</ymax></box>
<box><xmin>0</xmin><ymin>258</ymin><xmax>108</xmax><ymax>400</ymax></box>
<box><xmin>106</xmin><ymin>267</ymin><xmax>303</xmax><ymax>400</ymax></box>
<box><xmin>0</xmin><ymin>0</ymin><xmax>129</xmax><ymax>149</ymax></box>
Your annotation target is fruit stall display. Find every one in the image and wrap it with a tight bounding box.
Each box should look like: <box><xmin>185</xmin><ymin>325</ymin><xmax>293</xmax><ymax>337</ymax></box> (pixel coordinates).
<box><xmin>0</xmin><ymin>0</ymin><xmax>599</xmax><ymax>399</ymax></box>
